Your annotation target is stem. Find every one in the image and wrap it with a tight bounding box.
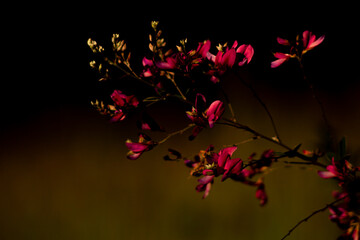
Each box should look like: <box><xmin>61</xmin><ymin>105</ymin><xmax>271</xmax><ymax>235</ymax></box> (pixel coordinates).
<box><xmin>222</xmin><ymin>136</ymin><xmax>260</xmax><ymax>148</ymax></box>
<box><xmin>280</xmin><ymin>196</ymin><xmax>347</xmax><ymax>240</ymax></box>
<box><xmin>169</xmin><ymin>75</ymin><xmax>187</xmax><ymax>101</ymax></box>
<box><xmin>217</xmin><ymin>118</ymin><xmax>326</xmax><ymax>168</ymax></box>
<box><xmin>158</xmin><ymin>123</ymin><xmax>195</xmax><ymax>144</ymax></box>
<box><xmin>220</xmin><ymin>86</ymin><xmax>237</xmax><ymax>122</ymax></box>
<box><xmin>105</xmin><ymin>58</ymin><xmax>156</xmax><ymax>89</ymax></box>
<box><xmin>299</xmin><ymin>61</ymin><xmax>330</xmax><ymax>131</ymax></box>
<box><xmin>237</xmin><ymin>73</ymin><xmax>282</xmax><ymax>143</ymax></box>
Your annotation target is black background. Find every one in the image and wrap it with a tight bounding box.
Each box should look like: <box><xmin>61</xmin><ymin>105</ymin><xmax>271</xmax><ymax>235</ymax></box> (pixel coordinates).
<box><xmin>3</xmin><ymin>4</ymin><xmax>358</xmax><ymax>131</ymax></box>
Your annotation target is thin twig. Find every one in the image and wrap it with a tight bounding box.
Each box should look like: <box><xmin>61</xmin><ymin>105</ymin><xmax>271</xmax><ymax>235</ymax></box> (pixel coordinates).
<box><xmin>299</xmin><ymin>61</ymin><xmax>330</xmax><ymax>131</ymax></box>
<box><xmin>158</xmin><ymin>124</ymin><xmax>195</xmax><ymax>144</ymax></box>
<box><xmin>280</xmin><ymin>196</ymin><xmax>347</xmax><ymax>240</ymax></box>
<box><xmin>105</xmin><ymin>58</ymin><xmax>155</xmax><ymax>88</ymax></box>
<box><xmin>237</xmin><ymin>72</ymin><xmax>282</xmax><ymax>143</ymax></box>
<box><xmin>222</xmin><ymin>136</ymin><xmax>260</xmax><ymax>148</ymax></box>
<box><xmin>220</xmin><ymin>86</ymin><xmax>237</xmax><ymax>122</ymax></box>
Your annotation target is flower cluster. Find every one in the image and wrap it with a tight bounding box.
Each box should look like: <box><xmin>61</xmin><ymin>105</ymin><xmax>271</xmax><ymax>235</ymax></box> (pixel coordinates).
<box><xmin>317</xmin><ymin>139</ymin><xmax>360</xmax><ymax>240</ymax></box>
<box><xmin>183</xmin><ymin>145</ymin><xmax>275</xmax><ymax>205</ymax></box>
<box><xmin>88</xmin><ymin>21</ymin><xmax>359</xmax><ymax>239</ymax></box>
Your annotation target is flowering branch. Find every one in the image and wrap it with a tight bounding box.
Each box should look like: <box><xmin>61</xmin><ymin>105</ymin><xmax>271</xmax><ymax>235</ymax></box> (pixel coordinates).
<box><xmin>88</xmin><ymin>22</ymin><xmax>360</xmax><ymax>240</ymax></box>
<box><xmin>217</xmin><ymin>118</ymin><xmax>326</xmax><ymax>168</ymax></box>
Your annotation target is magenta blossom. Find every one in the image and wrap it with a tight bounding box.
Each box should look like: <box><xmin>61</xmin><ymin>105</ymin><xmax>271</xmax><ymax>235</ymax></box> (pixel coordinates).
<box><xmin>302</xmin><ymin>30</ymin><xmax>325</xmax><ymax>53</ymax></box>
<box><xmin>233</xmin><ymin>41</ymin><xmax>254</xmax><ymax>66</ymax></box>
<box><xmin>197</xmin><ymin>40</ymin><xmax>211</xmax><ymax>59</ymax></box>
<box><xmin>210</xmin><ymin>146</ymin><xmax>243</xmax><ymax>181</ymax></box>
<box><xmin>109</xmin><ymin>90</ymin><xmax>139</xmax><ymax>122</ymax></box>
<box><xmin>317</xmin><ymin>157</ymin><xmax>358</xmax><ymax>186</ymax></box>
<box><xmin>206</xmin><ymin>100</ymin><xmax>225</xmax><ymax>128</ymax></box>
<box><xmin>270</xmin><ymin>52</ymin><xmax>292</xmax><ymax>68</ymax></box>
<box><xmin>255</xmin><ymin>178</ymin><xmax>267</xmax><ymax>206</ymax></box>
<box><xmin>196</xmin><ymin>175</ymin><xmax>215</xmax><ymax>199</ymax></box>
<box><xmin>155</xmin><ymin>56</ymin><xmax>177</xmax><ymax>70</ymax></box>
<box><xmin>125</xmin><ymin>133</ymin><xmax>156</xmax><ymax>160</ymax></box>
<box><xmin>271</xmin><ymin>30</ymin><xmax>324</xmax><ymax>68</ymax></box>
<box><xmin>111</xmin><ymin>90</ymin><xmax>139</xmax><ymax>108</ymax></box>
<box><xmin>186</xmin><ymin>94</ymin><xmax>225</xmax><ymax>139</ymax></box>
<box><xmin>210</xmin><ymin>41</ymin><xmax>254</xmax><ymax>70</ymax></box>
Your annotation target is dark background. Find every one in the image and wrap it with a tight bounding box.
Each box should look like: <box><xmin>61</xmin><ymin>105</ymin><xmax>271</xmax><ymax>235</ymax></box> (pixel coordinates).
<box><xmin>1</xmin><ymin>4</ymin><xmax>359</xmax><ymax>239</ymax></box>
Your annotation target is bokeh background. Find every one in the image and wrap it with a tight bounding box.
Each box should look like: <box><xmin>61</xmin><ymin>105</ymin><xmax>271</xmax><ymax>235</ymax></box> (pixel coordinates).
<box><xmin>1</xmin><ymin>4</ymin><xmax>359</xmax><ymax>239</ymax></box>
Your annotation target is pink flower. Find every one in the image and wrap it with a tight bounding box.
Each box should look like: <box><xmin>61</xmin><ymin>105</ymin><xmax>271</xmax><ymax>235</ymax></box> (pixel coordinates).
<box><xmin>196</xmin><ymin>175</ymin><xmax>215</xmax><ymax>199</ymax></box>
<box><xmin>271</xmin><ymin>30</ymin><xmax>324</xmax><ymax>68</ymax></box>
<box><xmin>111</xmin><ymin>90</ymin><xmax>139</xmax><ymax>108</ymax></box>
<box><xmin>221</xmin><ymin>157</ymin><xmax>243</xmax><ymax>182</ymax></box>
<box><xmin>206</xmin><ymin>100</ymin><xmax>225</xmax><ymax>128</ymax></box>
<box><xmin>142</xmin><ymin>57</ymin><xmax>155</xmax><ymax>77</ymax></box>
<box><xmin>186</xmin><ymin>94</ymin><xmax>225</xmax><ymax>139</ymax></box>
<box><xmin>215</xmin><ymin>48</ymin><xmax>237</xmax><ymax>68</ymax></box>
<box><xmin>318</xmin><ymin>157</ymin><xmax>347</xmax><ymax>180</ymax></box>
<box><xmin>255</xmin><ymin>179</ymin><xmax>267</xmax><ymax>206</ymax></box>
<box><xmin>109</xmin><ymin>90</ymin><xmax>139</xmax><ymax>122</ymax></box>
<box><xmin>214</xmin><ymin>146</ymin><xmax>243</xmax><ymax>181</ymax></box>
<box><xmin>110</xmin><ymin>110</ymin><xmax>126</xmax><ymax>122</ymax></box>
<box><xmin>204</xmin><ymin>41</ymin><xmax>254</xmax><ymax>82</ymax></box>
<box><xmin>197</xmin><ymin>40</ymin><xmax>211</xmax><ymax>59</ymax></box>
<box><xmin>318</xmin><ymin>157</ymin><xmax>359</xmax><ymax>186</ymax></box>
<box><xmin>302</xmin><ymin>30</ymin><xmax>325</xmax><ymax>53</ymax></box>
<box><xmin>125</xmin><ymin>133</ymin><xmax>156</xmax><ymax>160</ymax></box>
<box><xmin>217</xmin><ymin>146</ymin><xmax>238</xmax><ymax>169</ymax></box>
<box><xmin>271</xmin><ymin>52</ymin><xmax>292</xmax><ymax>68</ymax></box>
<box><xmin>233</xmin><ymin>41</ymin><xmax>254</xmax><ymax>66</ymax></box>
<box><xmin>155</xmin><ymin>56</ymin><xmax>177</xmax><ymax>70</ymax></box>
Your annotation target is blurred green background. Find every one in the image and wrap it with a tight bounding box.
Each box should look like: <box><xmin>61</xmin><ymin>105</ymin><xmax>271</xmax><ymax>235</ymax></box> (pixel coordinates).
<box><xmin>2</xmin><ymin>5</ymin><xmax>359</xmax><ymax>240</ymax></box>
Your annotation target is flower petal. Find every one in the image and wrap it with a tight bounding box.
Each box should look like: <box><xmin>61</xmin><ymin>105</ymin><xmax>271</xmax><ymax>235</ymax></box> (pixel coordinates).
<box><xmin>142</xmin><ymin>57</ymin><xmax>153</xmax><ymax>67</ymax></box>
<box><xmin>277</xmin><ymin>37</ymin><xmax>290</xmax><ymax>46</ymax></box>
<box><xmin>317</xmin><ymin>170</ymin><xmax>337</xmax><ymax>178</ymax></box>
<box><xmin>206</xmin><ymin>100</ymin><xmax>225</xmax><ymax>128</ymax></box>
<box><xmin>271</xmin><ymin>58</ymin><xmax>287</xmax><ymax>68</ymax></box>
<box><xmin>308</xmin><ymin>35</ymin><xmax>325</xmax><ymax>49</ymax></box>
<box><xmin>217</xmin><ymin>146</ymin><xmax>237</xmax><ymax>168</ymax></box>
<box><xmin>222</xmin><ymin>48</ymin><xmax>236</xmax><ymax>67</ymax></box>
<box><xmin>127</xmin><ymin>151</ymin><xmax>142</xmax><ymax>160</ymax></box>
<box><xmin>125</xmin><ymin>142</ymin><xmax>149</xmax><ymax>152</ymax></box>
<box><xmin>198</xmin><ymin>40</ymin><xmax>211</xmax><ymax>59</ymax></box>
<box><xmin>111</xmin><ymin>90</ymin><xmax>126</xmax><ymax>106</ymax></box>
